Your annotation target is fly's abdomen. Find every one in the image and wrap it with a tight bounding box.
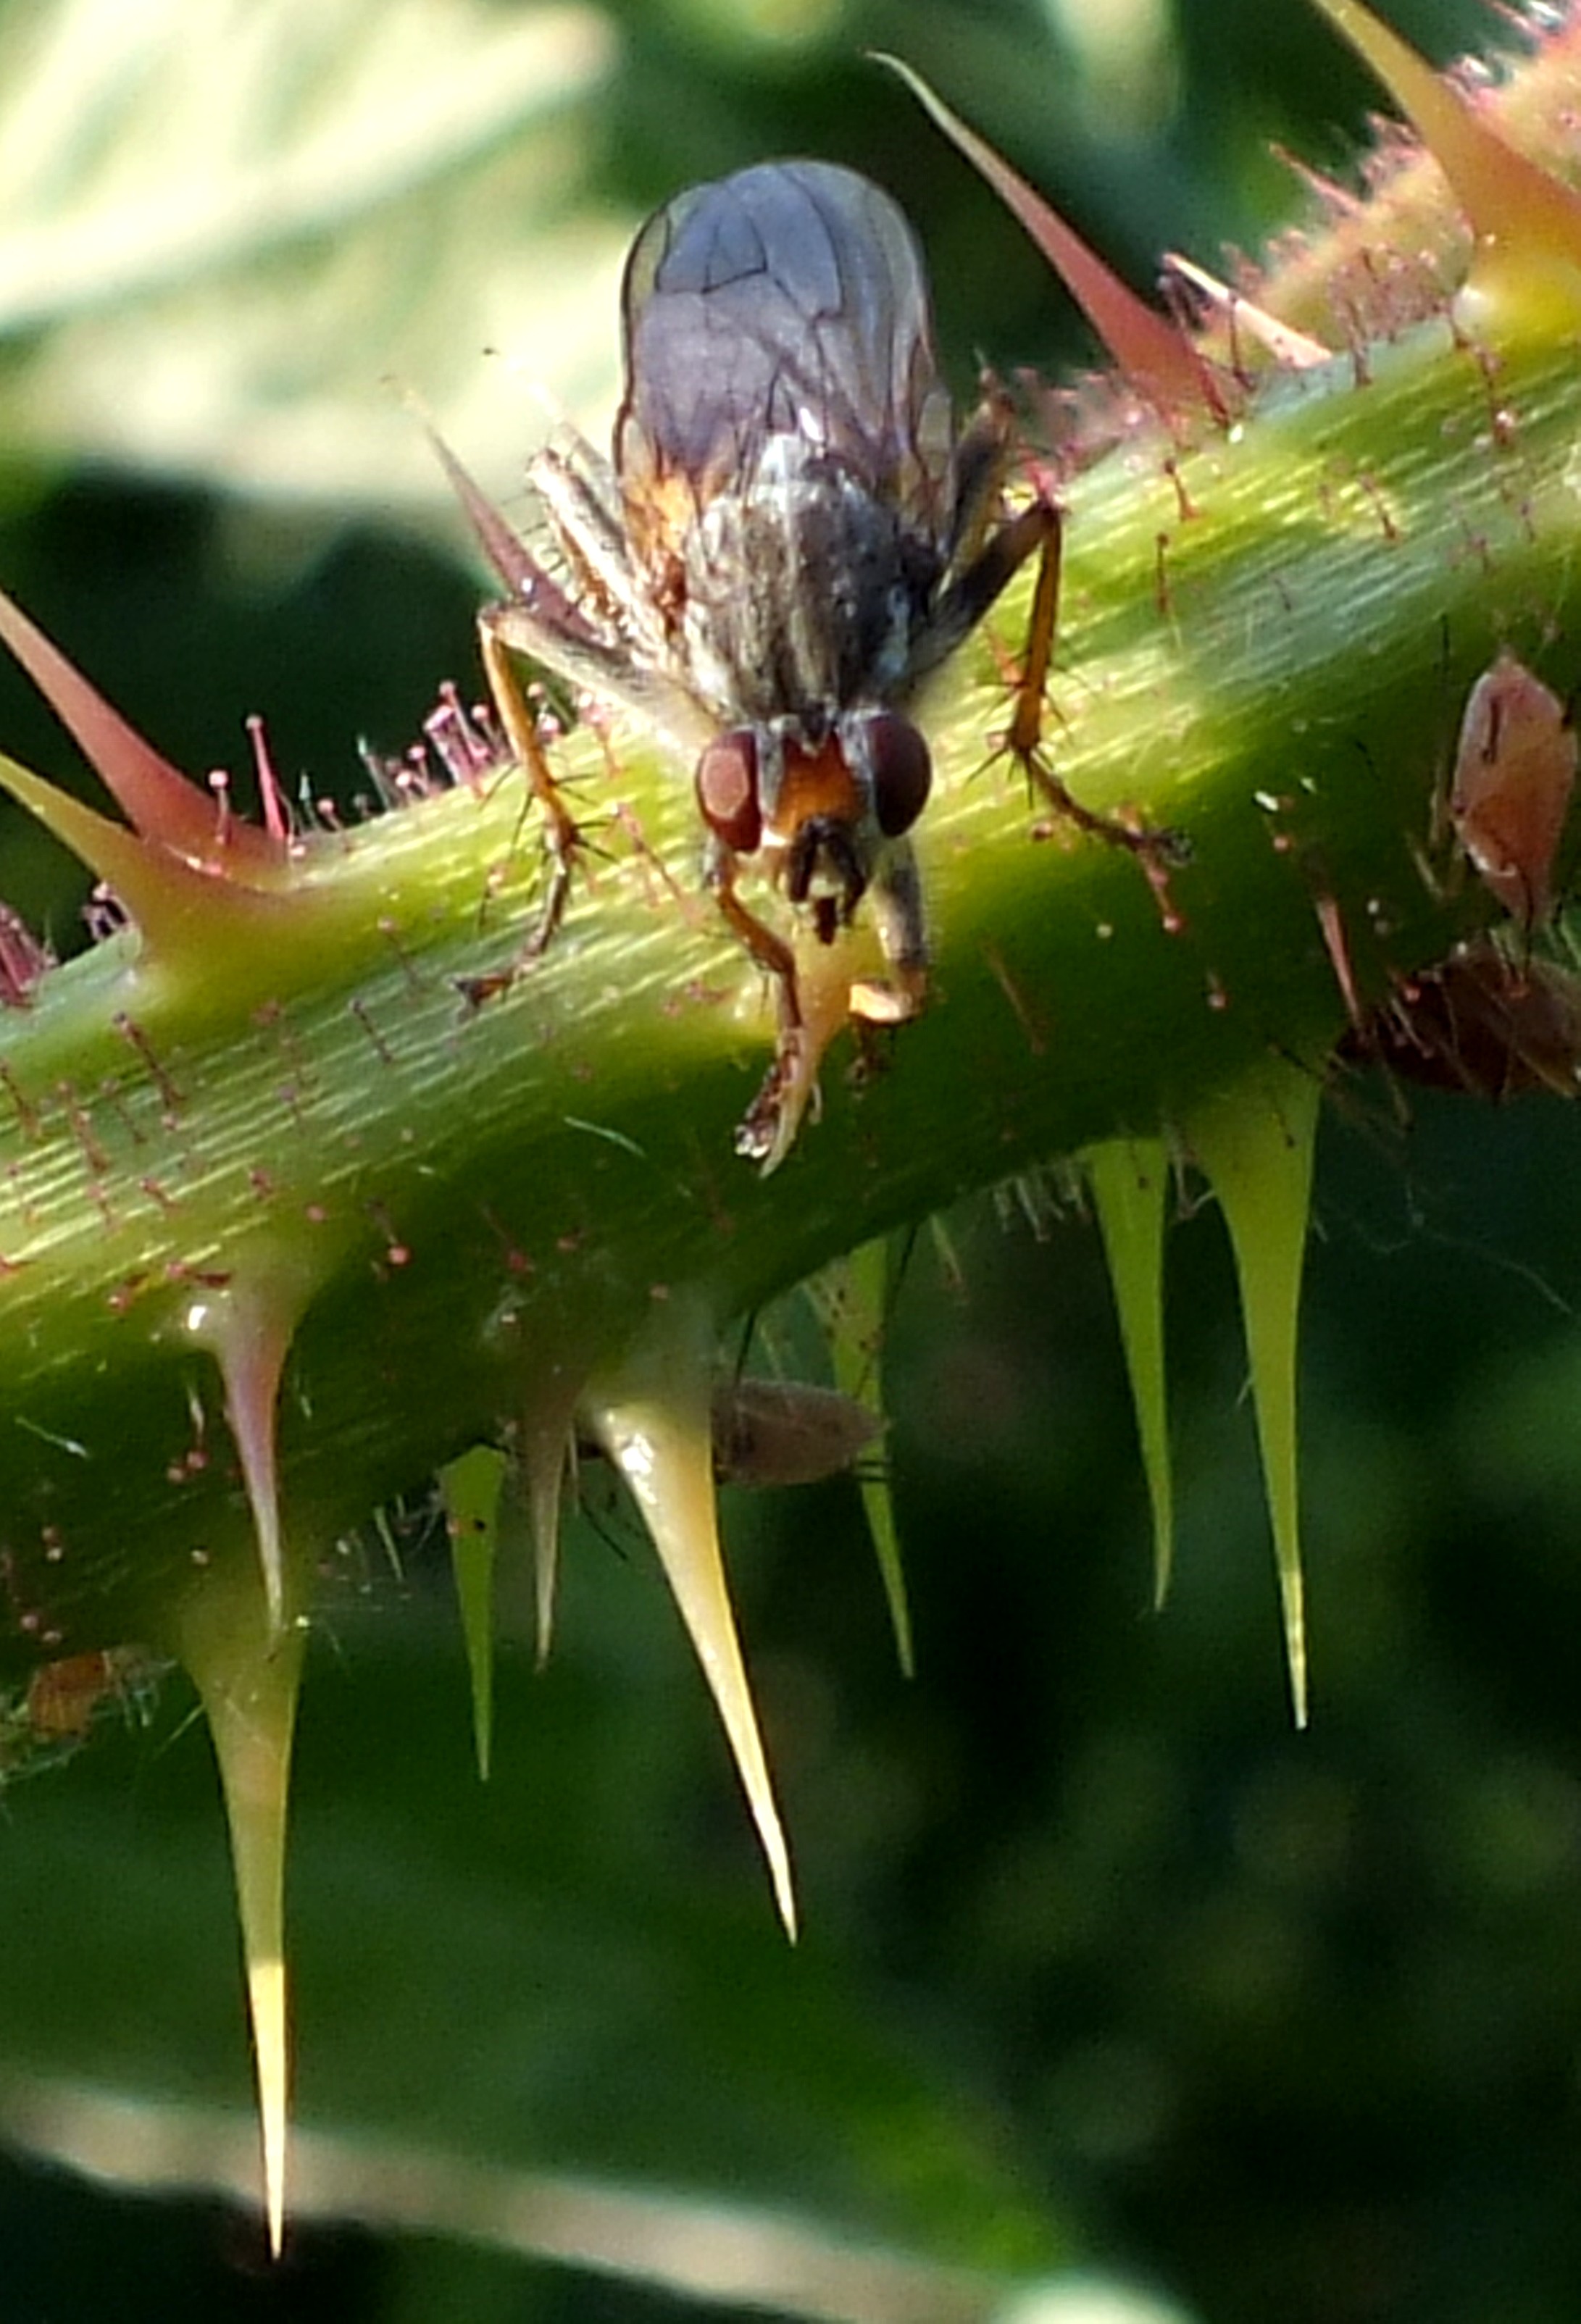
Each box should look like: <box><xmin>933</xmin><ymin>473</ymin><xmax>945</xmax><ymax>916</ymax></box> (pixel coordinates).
<box><xmin>617</xmin><ymin>160</ymin><xmax>956</xmax><ymax>597</ymax></box>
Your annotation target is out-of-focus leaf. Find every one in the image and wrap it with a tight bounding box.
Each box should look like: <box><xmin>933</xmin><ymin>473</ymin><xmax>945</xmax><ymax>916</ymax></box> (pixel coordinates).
<box><xmin>0</xmin><ymin>0</ymin><xmax>626</xmax><ymax>514</ymax></box>
<box><xmin>0</xmin><ymin>1614</ymin><xmax>1071</xmax><ymax>2312</ymax></box>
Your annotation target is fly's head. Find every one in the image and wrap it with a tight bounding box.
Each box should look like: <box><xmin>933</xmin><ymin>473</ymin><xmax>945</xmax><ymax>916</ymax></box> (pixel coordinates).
<box><xmin>695</xmin><ymin>709</ymin><xmax>933</xmax><ymax>944</ymax></box>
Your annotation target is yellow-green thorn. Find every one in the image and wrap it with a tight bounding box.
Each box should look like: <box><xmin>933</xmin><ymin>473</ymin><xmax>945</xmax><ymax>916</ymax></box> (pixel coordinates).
<box><xmin>180</xmin><ymin>1266</ymin><xmax>316</xmax><ymax>1637</ymax></box>
<box><xmin>1185</xmin><ymin>1060</ymin><xmax>1322</xmax><ymax>1729</ymax></box>
<box><xmin>583</xmin><ymin>1295</ymin><xmax>796</xmax><ymax>1937</ymax></box>
<box><xmin>1309</xmin><ymin>0</ymin><xmax>1581</xmax><ymax>294</ymax></box>
<box><xmin>172</xmin><ymin>1557</ymin><xmax>306</xmax><ymax>2259</ymax></box>
<box><xmin>809</xmin><ymin>1242</ymin><xmax>913</xmax><ymax>1676</ymax></box>
<box><xmin>1084</xmin><ymin>1136</ymin><xmax>1175</xmax><ymax>1611</ymax></box>
<box><xmin>519</xmin><ymin>1374</ymin><xmax>583</xmax><ymax>1668</ymax></box>
<box><xmin>440</xmin><ymin>1445</ymin><xmax>507</xmax><ymax>1781</ymax></box>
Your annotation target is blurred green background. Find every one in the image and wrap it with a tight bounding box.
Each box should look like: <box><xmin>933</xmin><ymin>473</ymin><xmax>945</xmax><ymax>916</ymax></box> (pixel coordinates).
<box><xmin>4</xmin><ymin>1</ymin><xmax>1579</xmax><ymax>2321</ymax></box>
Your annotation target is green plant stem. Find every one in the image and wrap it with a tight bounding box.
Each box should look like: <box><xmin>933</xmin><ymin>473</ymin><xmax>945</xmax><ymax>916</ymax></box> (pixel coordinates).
<box><xmin>0</xmin><ymin>259</ymin><xmax>1575</xmax><ymax>1668</ymax></box>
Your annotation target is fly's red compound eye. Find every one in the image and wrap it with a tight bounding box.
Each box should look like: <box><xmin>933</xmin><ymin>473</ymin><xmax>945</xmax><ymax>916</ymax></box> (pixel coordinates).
<box><xmin>696</xmin><ymin>730</ymin><xmax>763</xmax><ymax>854</ymax></box>
<box><xmin>867</xmin><ymin>713</ymin><xmax>933</xmax><ymax>838</ymax></box>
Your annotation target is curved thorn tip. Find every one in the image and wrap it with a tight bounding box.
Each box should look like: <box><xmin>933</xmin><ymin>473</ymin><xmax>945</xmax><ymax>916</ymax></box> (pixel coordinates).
<box><xmin>1187</xmin><ymin>1062</ymin><xmax>1320</xmax><ymax>1728</ymax></box>
<box><xmin>1085</xmin><ymin>1137</ymin><xmax>1175</xmax><ymax>1612</ymax></box>
<box><xmin>441</xmin><ymin>1445</ymin><xmax>508</xmax><ymax>1781</ymax></box>
<box><xmin>585</xmin><ymin>1300</ymin><xmax>796</xmax><ymax>1935</ymax></box>
<box><xmin>875</xmin><ymin>53</ymin><xmax>1235</xmax><ymax>422</ymax></box>
<box><xmin>0</xmin><ymin>585</ymin><xmax>286</xmax><ymax>879</ymax></box>
<box><xmin>519</xmin><ymin>1376</ymin><xmax>583</xmax><ymax>1668</ymax></box>
<box><xmin>1309</xmin><ymin>0</ymin><xmax>1581</xmax><ymax>280</ymax></box>
<box><xmin>806</xmin><ymin>1244</ymin><xmax>913</xmax><ymax>1676</ymax></box>
<box><xmin>175</xmin><ymin>1566</ymin><xmax>306</xmax><ymax>2257</ymax></box>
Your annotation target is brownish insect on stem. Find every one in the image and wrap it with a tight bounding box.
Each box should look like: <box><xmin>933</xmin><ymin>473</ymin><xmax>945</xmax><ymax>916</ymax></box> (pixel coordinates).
<box><xmin>443</xmin><ymin>162</ymin><xmax>1177</xmax><ymax>1165</ymax></box>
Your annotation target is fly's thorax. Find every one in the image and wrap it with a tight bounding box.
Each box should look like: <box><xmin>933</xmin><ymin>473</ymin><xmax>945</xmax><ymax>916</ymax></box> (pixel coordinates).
<box><xmin>675</xmin><ymin>438</ymin><xmax>943</xmax><ymax>727</ymax></box>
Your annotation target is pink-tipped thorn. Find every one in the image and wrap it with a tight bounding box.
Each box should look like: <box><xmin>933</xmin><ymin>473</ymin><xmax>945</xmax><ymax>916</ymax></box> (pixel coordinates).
<box><xmin>1164</xmin><ymin>254</ymin><xmax>1335</xmax><ymax>370</ymax></box>
<box><xmin>403</xmin><ymin>384</ymin><xmax>589</xmax><ymax>631</ymax></box>
<box><xmin>0</xmin><ymin>748</ymin><xmax>287</xmax><ymax>948</ymax></box>
<box><xmin>0</xmin><ymin>586</ymin><xmax>286</xmax><ymax>878</ymax></box>
<box><xmin>875</xmin><ymin>54</ymin><xmax>1238</xmax><ymax>425</ymax></box>
<box><xmin>247</xmin><ymin>717</ymin><xmax>293</xmax><ymax>845</ymax></box>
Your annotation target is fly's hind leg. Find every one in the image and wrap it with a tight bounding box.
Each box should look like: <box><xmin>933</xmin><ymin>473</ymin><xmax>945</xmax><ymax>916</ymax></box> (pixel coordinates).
<box><xmin>458</xmin><ymin>606</ymin><xmax>589</xmax><ymax>1005</ymax></box>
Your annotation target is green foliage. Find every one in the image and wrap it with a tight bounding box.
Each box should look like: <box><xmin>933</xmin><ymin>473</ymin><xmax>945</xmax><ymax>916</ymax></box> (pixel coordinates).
<box><xmin>1</xmin><ymin>3</ymin><xmax>1580</xmax><ymax>2321</ymax></box>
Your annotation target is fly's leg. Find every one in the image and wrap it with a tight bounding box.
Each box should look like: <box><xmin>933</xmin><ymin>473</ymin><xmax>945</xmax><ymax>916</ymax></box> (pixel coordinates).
<box><xmin>725</xmin><ymin>841</ymin><xmax>931</xmax><ymax>1160</ymax></box>
<box><xmin>480</xmin><ymin>609</ymin><xmax>583</xmax><ymax>956</ymax></box>
<box><xmin>1002</xmin><ymin>511</ymin><xmax>1185</xmax><ymax>861</ymax></box>
<box><xmin>850</xmin><ymin>836</ymin><xmax>929</xmax><ymax>1028</ymax></box>
<box><xmin>458</xmin><ymin>607</ymin><xmax>588</xmax><ymax>1005</ymax></box>
<box><xmin>930</xmin><ymin>493</ymin><xmax>1185</xmax><ymax>866</ymax></box>
<box><xmin>709</xmin><ymin>850</ymin><xmax>816</xmax><ymax>1169</ymax></box>
<box><xmin>1000</xmin><ymin>509</ymin><xmax>1118</xmax><ymax>832</ymax></box>
<box><xmin>843</xmin><ymin>838</ymin><xmax>930</xmax><ymax>1094</ymax></box>
<box><xmin>711</xmin><ymin>858</ymin><xmax>801</xmax><ymax>1024</ymax></box>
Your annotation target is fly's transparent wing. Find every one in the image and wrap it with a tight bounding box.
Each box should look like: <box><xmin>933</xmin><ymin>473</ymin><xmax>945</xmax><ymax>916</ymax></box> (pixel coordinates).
<box><xmin>616</xmin><ymin>161</ymin><xmax>954</xmax><ymax>565</ymax></box>
<box><xmin>431</xmin><ymin>419</ymin><xmax>714</xmax><ymax>756</ymax></box>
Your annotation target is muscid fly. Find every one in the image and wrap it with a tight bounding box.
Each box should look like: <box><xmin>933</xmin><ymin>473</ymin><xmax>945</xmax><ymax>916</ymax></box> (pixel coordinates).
<box><xmin>442</xmin><ymin>159</ymin><xmax>1152</xmax><ymax>1165</ymax></box>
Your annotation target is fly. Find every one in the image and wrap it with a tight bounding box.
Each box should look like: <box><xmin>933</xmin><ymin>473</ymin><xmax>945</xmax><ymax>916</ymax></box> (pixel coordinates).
<box><xmin>440</xmin><ymin>159</ymin><xmax>1164</xmax><ymax>1166</ymax></box>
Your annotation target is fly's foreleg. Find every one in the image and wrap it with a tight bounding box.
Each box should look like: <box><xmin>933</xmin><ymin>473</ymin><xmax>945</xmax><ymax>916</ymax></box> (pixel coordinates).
<box><xmin>850</xmin><ymin>837</ymin><xmax>929</xmax><ymax>1027</ymax></box>
<box><xmin>467</xmin><ymin>608</ymin><xmax>586</xmax><ymax>991</ymax></box>
<box><xmin>709</xmin><ymin>851</ymin><xmax>802</xmax><ymax>1035</ymax></box>
<box><xmin>708</xmin><ymin>847</ymin><xmax>812</xmax><ymax>1168</ymax></box>
<box><xmin>921</xmin><ymin>493</ymin><xmax>1078</xmax><ymax>792</ymax></box>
